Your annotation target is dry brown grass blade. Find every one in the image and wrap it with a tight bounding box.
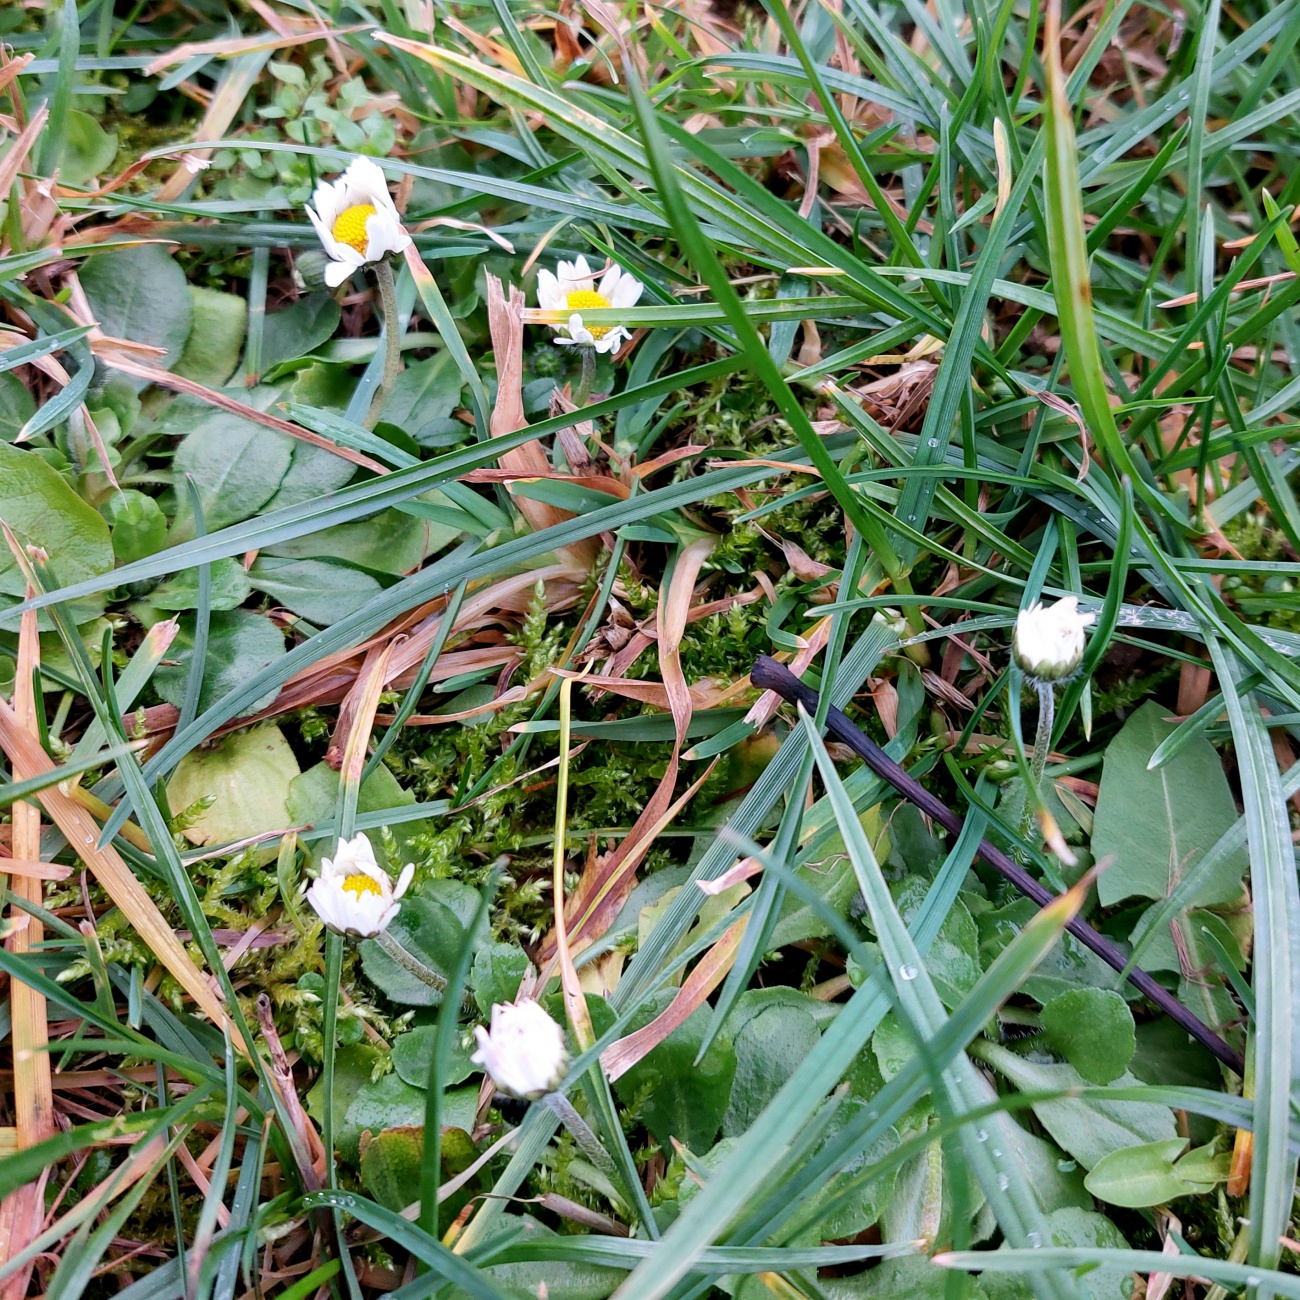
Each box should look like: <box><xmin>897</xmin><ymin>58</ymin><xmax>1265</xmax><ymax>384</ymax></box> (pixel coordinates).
<box><xmin>0</xmin><ymin>703</ymin><xmax>244</xmax><ymax>1051</ymax></box>
<box><xmin>332</xmin><ymin>642</ymin><xmax>395</xmax><ymax>778</ymax></box>
<box><xmin>95</xmin><ymin>352</ymin><xmax>387</xmax><ymax>472</ymax></box>
<box><xmin>0</xmin><ymin>105</ymin><xmax>47</xmax><ymax>212</ymax></box>
<box><xmin>486</xmin><ymin>273</ymin><xmax>572</xmax><ymax>535</ymax></box>
<box><xmin>0</xmin><ymin>584</ymin><xmax>54</xmax><ymax>1300</ymax></box>
<box><xmin>0</xmin><ymin>860</ymin><xmax>73</xmax><ymax>882</ymax></box>
<box><xmin>601</xmin><ymin>914</ymin><xmax>748</xmax><ymax>1080</ymax></box>
<box><xmin>539</xmin><ymin>538</ymin><xmax>716</xmax><ymax>961</ymax></box>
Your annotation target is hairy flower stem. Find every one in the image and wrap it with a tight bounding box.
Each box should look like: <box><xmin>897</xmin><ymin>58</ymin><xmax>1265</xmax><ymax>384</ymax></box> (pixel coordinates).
<box><xmin>1019</xmin><ymin>679</ymin><xmax>1056</xmax><ymax>845</ymax></box>
<box><xmin>544</xmin><ymin>1092</ymin><xmax>619</xmax><ymax>1180</ymax></box>
<box><xmin>574</xmin><ymin>345</ymin><xmax>597</xmax><ymax>407</ymax></box>
<box><xmin>375</xmin><ymin>927</ymin><xmax>447</xmax><ymax>991</ymax></box>
<box><xmin>365</xmin><ymin>258</ymin><xmax>403</xmax><ymax>430</ymax></box>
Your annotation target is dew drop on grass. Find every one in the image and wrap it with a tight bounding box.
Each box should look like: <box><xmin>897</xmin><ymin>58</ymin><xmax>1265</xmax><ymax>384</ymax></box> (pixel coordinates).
<box><xmin>997</xmin><ymin>1173</ymin><xmax>1011</xmax><ymax>1191</ymax></box>
<box><xmin>1027</xmin><ymin>1231</ymin><xmax>1043</xmax><ymax>1249</ymax></box>
<box><xmin>1056</xmin><ymin>1159</ymin><xmax>1076</xmax><ymax>1172</ymax></box>
<box><xmin>898</xmin><ymin>964</ymin><xmax>919</xmax><ymax>981</ymax></box>
<box><xmin>976</xmin><ymin>1129</ymin><xmax>989</xmax><ymax>1143</ymax></box>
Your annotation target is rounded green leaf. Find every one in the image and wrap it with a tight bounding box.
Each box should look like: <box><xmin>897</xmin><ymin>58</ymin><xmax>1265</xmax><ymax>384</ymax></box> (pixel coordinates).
<box><xmin>174</xmin><ymin>287</ymin><xmax>247</xmax><ymax>388</ymax></box>
<box><xmin>165</xmin><ymin>723</ymin><xmax>300</xmax><ymax>847</ymax></box>
<box><xmin>152</xmin><ymin>609</ymin><xmax>287</xmax><ymax>716</ymax></box>
<box><xmin>1041</xmin><ymin>988</ymin><xmax>1136</xmax><ymax>1085</ymax></box>
<box><xmin>80</xmin><ymin>244</ymin><xmax>193</xmax><ymax>373</ymax></box>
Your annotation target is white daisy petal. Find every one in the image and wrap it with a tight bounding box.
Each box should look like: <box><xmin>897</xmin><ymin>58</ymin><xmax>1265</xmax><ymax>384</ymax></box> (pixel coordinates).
<box><xmin>611</xmin><ymin>274</ymin><xmax>644</xmax><ymax>309</ymax></box>
<box><xmin>596</xmin><ymin>265</ymin><xmax>621</xmax><ymax>301</ymax></box>
<box><xmin>536</xmin><ymin>268</ymin><xmax>563</xmax><ymax>312</ymax></box>
<box><xmin>566</xmin><ymin>315</ymin><xmax>595</xmax><ymax>346</ymax></box>
<box><xmin>324</xmin><ymin>260</ymin><xmax>355</xmax><ymax>288</ymax></box>
<box><xmin>363</xmin><ymin>209</ymin><xmax>411</xmax><ymax>261</ymax></box>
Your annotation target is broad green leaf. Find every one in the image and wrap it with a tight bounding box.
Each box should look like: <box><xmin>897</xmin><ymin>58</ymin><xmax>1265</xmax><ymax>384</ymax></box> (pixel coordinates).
<box><xmin>165</xmin><ymin>723</ymin><xmax>300</xmax><ymax>847</ymax></box>
<box><xmin>80</xmin><ymin>244</ymin><xmax>193</xmax><ymax>373</ymax></box>
<box><xmin>0</xmin><ymin>372</ymin><xmax>35</xmax><ymax>442</ymax></box>
<box><xmin>390</xmin><ymin>1025</ymin><xmax>477</xmax><ymax>1089</ymax></box>
<box><xmin>258</xmin><ymin>292</ymin><xmax>342</xmax><ymax>374</ymax></box>
<box><xmin>892</xmin><ymin>875</ymin><xmax>980</xmax><ymax>1010</ymax></box>
<box><xmin>1040</xmin><ymin>989</ymin><xmax>1135</xmax><ymax>1085</ymax></box>
<box><xmin>169</xmin><ymin>395</ymin><xmax>295</xmax><ymax>534</ymax></box>
<box><xmin>470</xmin><ymin>943</ymin><xmax>531</xmax><ymax>1016</ymax></box>
<box><xmin>612</xmin><ymin>996</ymin><xmax>737</xmax><ymax>1152</ymax></box>
<box><xmin>108</xmin><ymin>490</ymin><xmax>169</xmax><ymax>564</ymax></box>
<box><xmin>360</xmin><ymin>1125</ymin><xmax>425</xmax><ymax>1213</ymax></box>
<box><xmin>974</xmin><ymin>1042</ymin><xmax>1177</xmax><ymax>1170</ymax></box>
<box><xmin>359</xmin><ymin>887</ymin><xmax>477</xmax><ymax>1007</ymax></box>
<box><xmin>807</xmin><ymin>1109</ymin><xmax>900</xmax><ymax>1240</ymax></box>
<box><xmin>247</xmin><ymin>556</ymin><xmax>381</xmax><ymax>624</ymax></box>
<box><xmin>262</xmin><ymin>506</ymin><xmax>457</xmax><ymax>574</ymax></box>
<box><xmin>1093</xmin><ymin>701</ymin><xmax>1248</xmax><ymax>908</ymax></box>
<box><xmin>152</xmin><ymin>609</ymin><xmax>286</xmax><ymax>715</ymax></box>
<box><xmin>360</xmin><ymin>1123</ymin><xmax>479</xmax><ymax>1219</ymax></box>
<box><xmin>721</xmin><ymin>1001</ymin><xmax>821</xmax><ymax>1137</ymax></box>
<box><xmin>483</xmin><ymin>1217</ymin><xmax>625</xmax><ymax>1300</ymax></box>
<box><xmin>341</xmin><ymin>1073</ymin><xmax>477</xmax><ymax>1166</ymax></box>
<box><xmin>1172</xmin><ymin>1142</ymin><xmax>1231</xmax><ymax>1191</ymax></box>
<box><xmin>382</xmin><ymin>351</ymin><xmax>463</xmax><ymax>440</ymax></box>
<box><xmin>174</xmin><ymin>287</ymin><xmax>247</xmax><ymax>388</ymax></box>
<box><xmin>54</xmin><ymin>109</ymin><xmax>118</xmax><ymax>187</ymax></box>
<box><xmin>0</xmin><ymin>441</ymin><xmax>112</xmax><ymax>628</ymax></box>
<box><xmin>260</xmin><ymin>439</ymin><xmax>358</xmax><ymax>513</ymax></box>
<box><xmin>1041</xmin><ymin>1207</ymin><xmax>1133</xmax><ymax>1300</ymax></box>
<box><xmin>148</xmin><ymin>557</ymin><xmax>251</xmax><ymax>612</ymax></box>
<box><xmin>305</xmin><ymin>1043</ymin><xmax>386</xmax><ymax>1161</ymax></box>
<box><xmin>822</xmin><ymin>1255</ymin><xmax>985</xmax><ymax>1300</ymax></box>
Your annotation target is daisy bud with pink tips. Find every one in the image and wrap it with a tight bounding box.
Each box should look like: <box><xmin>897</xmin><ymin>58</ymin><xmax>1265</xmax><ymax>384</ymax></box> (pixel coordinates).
<box><xmin>471</xmin><ymin>999</ymin><xmax>569</xmax><ymax>1100</ymax></box>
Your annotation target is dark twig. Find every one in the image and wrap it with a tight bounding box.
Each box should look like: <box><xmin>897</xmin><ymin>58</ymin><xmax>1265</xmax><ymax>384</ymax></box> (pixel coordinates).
<box><xmin>751</xmin><ymin>654</ymin><xmax>1245</xmax><ymax>1074</ymax></box>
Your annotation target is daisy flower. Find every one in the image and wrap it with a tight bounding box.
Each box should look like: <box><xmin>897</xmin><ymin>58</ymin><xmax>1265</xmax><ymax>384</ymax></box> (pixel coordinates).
<box><xmin>306</xmin><ymin>832</ymin><xmax>414</xmax><ymax>938</ymax></box>
<box><xmin>535</xmin><ymin>255</ymin><xmax>643</xmax><ymax>354</ymax></box>
<box><xmin>305</xmin><ymin>157</ymin><xmax>411</xmax><ymax>289</ymax></box>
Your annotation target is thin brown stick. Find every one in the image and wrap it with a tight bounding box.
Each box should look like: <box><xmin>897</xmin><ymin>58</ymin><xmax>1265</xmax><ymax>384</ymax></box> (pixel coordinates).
<box><xmin>750</xmin><ymin>654</ymin><xmax>1245</xmax><ymax>1074</ymax></box>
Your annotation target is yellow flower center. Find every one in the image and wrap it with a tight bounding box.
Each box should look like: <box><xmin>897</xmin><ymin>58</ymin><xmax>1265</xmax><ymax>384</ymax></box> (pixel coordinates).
<box><xmin>565</xmin><ymin>288</ymin><xmax>612</xmax><ymax>339</ymax></box>
<box><xmin>342</xmin><ymin>872</ymin><xmax>383</xmax><ymax>897</ymax></box>
<box><xmin>331</xmin><ymin>204</ymin><xmax>377</xmax><ymax>255</ymax></box>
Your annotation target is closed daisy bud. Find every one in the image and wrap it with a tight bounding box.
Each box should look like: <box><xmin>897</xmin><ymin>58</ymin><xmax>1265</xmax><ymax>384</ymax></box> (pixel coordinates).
<box><xmin>535</xmin><ymin>255</ymin><xmax>643</xmax><ymax>354</ymax></box>
<box><xmin>471</xmin><ymin>1000</ymin><xmax>568</xmax><ymax>1100</ymax></box>
<box><xmin>1012</xmin><ymin>596</ymin><xmax>1095</xmax><ymax>683</ymax></box>
<box><xmin>305</xmin><ymin>156</ymin><xmax>411</xmax><ymax>289</ymax></box>
<box><xmin>306</xmin><ymin>832</ymin><xmax>414</xmax><ymax>938</ymax></box>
